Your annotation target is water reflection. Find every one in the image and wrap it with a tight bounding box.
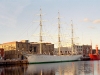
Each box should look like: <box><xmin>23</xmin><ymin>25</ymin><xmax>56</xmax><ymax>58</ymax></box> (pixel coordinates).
<box><xmin>26</xmin><ymin>62</ymin><xmax>93</xmax><ymax>75</ymax></box>
<box><xmin>0</xmin><ymin>64</ymin><xmax>28</xmax><ymax>75</ymax></box>
<box><xmin>78</xmin><ymin>61</ymin><xmax>93</xmax><ymax>75</ymax></box>
<box><xmin>0</xmin><ymin>61</ymin><xmax>100</xmax><ymax>75</ymax></box>
<box><xmin>26</xmin><ymin>62</ymin><xmax>77</xmax><ymax>75</ymax></box>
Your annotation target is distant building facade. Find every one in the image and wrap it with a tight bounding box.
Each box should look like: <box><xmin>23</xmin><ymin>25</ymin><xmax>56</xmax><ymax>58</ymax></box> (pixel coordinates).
<box><xmin>74</xmin><ymin>45</ymin><xmax>83</xmax><ymax>54</ymax></box>
<box><xmin>0</xmin><ymin>40</ymin><xmax>54</xmax><ymax>59</ymax></box>
<box><xmin>54</xmin><ymin>44</ymin><xmax>92</xmax><ymax>56</ymax></box>
<box><xmin>82</xmin><ymin>45</ymin><xmax>92</xmax><ymax>56</ymax></box>
<box><xmin>54</xmin><ymin>47</ymin><xmax>70</xmax><ymax>55</ymax></box>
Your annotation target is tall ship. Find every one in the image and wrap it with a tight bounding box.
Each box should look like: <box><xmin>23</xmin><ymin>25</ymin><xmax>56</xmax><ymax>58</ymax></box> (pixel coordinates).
<box><xmin>25</xmin><ymin>9</ymin><xmax>82</xmax><ymax>64</ymax></box>
<box><xmin>89</xmin><ymin>45</ymin><xmax>100</xmax><ymax>60</ymax></box>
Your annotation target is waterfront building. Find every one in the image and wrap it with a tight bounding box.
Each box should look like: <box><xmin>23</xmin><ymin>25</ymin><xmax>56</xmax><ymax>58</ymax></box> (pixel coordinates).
<box><xmin>54</xmin><ymin>47</ymin><xmax>71</xmax><ymax>55</ymax></box>
<box><xmin>0</xmin><ymin>40</ymin><xmax>54</xmax><ymax>59</ymax></box>
<box><xmin>73</xmin><ymin>45</ymin><xmax>92</xmax><ymax>56</ymax></box>
<box><xmin>54</xmin><ymin>44</ymin><xmax>92</xmax><ymax>56</ymax></box>
<box><xmin>0</xmin><ymin>48</ymin><xmax>4</xmax><ymax>60</ymax></box>
<box><xmin>54</xmin><ymin>45</ymin><xmax>82</xmax><ymax>55</ymax></box>
<box><xmin>74</xmin><ymin>45</ymin><xmax>83</xmax><ymax>54</ymax></box>
<box><xmin>30</xmin><ymin>42</ymin><xmax>54</xmax><ymax>55</ymax></box>
<box><xmin>0</xmin><ymin>40</ymin><xmax>30</xmax><ymax>59</ymax></box>
<box><xmin>83</xmin><ymin>45</ymin><xmax>92</xmax><ymax>57</ymax></box>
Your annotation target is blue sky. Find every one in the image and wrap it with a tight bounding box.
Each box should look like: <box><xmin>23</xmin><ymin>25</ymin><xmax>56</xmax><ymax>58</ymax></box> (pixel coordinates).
<box><xmin>0</xmin><ymin>0</ymin><xmax>100</xmax><ymax>48</ymax></box>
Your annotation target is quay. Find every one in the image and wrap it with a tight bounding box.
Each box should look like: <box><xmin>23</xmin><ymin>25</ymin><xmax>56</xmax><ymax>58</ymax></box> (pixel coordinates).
<box><xmin>0</xmin><ymin>57</ymin><xmax>91</xmax><ymax>65</ymax></box>
<box><xmin>0</xmin><ymin>59</ymin><xmax>28</xmax><ymax>65</ymax></box>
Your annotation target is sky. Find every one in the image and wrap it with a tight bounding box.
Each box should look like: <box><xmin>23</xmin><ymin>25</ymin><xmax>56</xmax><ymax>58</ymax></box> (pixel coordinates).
<box><xmin>0</xmin><ymin>0</ymin><xmax>100</xmax><ymax>49</ymax></box>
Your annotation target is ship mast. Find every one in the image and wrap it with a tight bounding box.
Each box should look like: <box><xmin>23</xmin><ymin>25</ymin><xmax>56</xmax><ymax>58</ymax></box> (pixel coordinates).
<box><xmin>39</xmin><ymin>8</ymin><xmax>43</xmax><ymax>54</ymax></box>
<box><xmin>58</xmin><ymin>12</ymin><xmax>61</xmax><ymax>55</ymax></box>
<box><xmin>90</xmin><ymin>40</ymin><xmax>92</xmax><ymax>54</ymax></box>
<box><xmin>71</xmin><ymin>20</ymin><xmax>74</xmax><ymax>54</ymax></box>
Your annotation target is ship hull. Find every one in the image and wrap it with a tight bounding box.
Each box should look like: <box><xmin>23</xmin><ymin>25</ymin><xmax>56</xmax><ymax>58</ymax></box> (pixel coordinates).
<box><xmin>25</xmin><ymin>54</ymin><xmax>82</xmax><ymax>64</ymax></box>
<box><xmin>89</xmin><ymin>54</ymin><xmax>100</xmax><ymax>60</ymax></box>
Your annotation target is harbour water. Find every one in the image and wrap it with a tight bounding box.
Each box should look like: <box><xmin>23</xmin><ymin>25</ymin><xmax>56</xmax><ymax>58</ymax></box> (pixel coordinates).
<box><xmin>0</xmin><ymin>60</ymin><xmax>100</xmax><ymax>75</ymax></box>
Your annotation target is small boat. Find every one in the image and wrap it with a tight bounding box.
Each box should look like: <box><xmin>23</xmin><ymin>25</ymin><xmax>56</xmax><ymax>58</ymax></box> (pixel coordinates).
<box><xmin>89</xmin><ymin>45</ymin><xmax>100</xmax><ymax>60</ymax></box>
<box><xmin>80</xmin><ymin>56</ymin><xmax>90</xmax><ymax>61</ymax></box>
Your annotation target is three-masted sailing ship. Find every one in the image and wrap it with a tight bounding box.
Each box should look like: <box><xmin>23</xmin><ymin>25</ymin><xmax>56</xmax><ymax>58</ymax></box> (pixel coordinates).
<box><xmin>25</xmin><ymin>9</ymin><xmax>82</xmax><ymax>64</ymax></box>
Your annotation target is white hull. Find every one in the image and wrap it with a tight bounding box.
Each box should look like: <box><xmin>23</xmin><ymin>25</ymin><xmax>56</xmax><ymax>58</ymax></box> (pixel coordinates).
<box><xmin>25</xmin><ymin>54</ymin><xmax>82</xmax><ymax>64</ymax></box>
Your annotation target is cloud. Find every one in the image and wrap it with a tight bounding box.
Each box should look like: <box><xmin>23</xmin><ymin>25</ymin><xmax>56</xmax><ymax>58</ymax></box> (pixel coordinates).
<box><xmin>88</xmin><ymin>26</ymin><xmax>95</xmax><ymax>29</ymax></box>
<box><xmin>83</xmin><ymin>18</ymin><xmax>90</xmax><ymax>22</ymax></box>
<box><xmin>82</xmin><ymin>18</ymin><xmax>100</xmax><ymax>24</ymax></box>
<box><xmin>80</xmin><ymin>18</ymin><xmax>92</xmax><ymax>23</ymax></box>
<box><xmin>93</xmin><ymin>19</ymin><xmax>100</xmax><ymax>24</ymax></box>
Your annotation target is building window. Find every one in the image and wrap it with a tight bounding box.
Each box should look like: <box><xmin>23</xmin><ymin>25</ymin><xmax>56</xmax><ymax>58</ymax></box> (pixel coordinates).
<box><xmin>34</xmin><ymin>47</ymin><xmax>37</xmax><ymax>52</ymax></box>
<box><xmin>17</xmin><ymin>44</ymin><xmax>19</xmax><ymax>48</ymax></box>
<box><xmin>22</xmin><ymin>44</ymin><xmax>23</xmax><ymax>47</ymax></box>
<box><xmin>30</xmin><ymin>46</ymin><xmax>32</xmax><ymax>52</ymax></box>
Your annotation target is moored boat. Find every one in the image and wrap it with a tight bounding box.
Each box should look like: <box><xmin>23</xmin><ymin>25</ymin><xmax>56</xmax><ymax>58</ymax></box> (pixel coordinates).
<box><xmin>25</xmin><ymin>9</ymin><xmax>82</xmax><ymax>64</ymax></box>
<box><xmin>25</xmin><ymin>54</ymin><xmax>82</xmax><ymax>64</ymax></box>
<box><xmin>89</xmin><ymin>45</ymin><xmax>100</xmax><ymax>60</ymax></box>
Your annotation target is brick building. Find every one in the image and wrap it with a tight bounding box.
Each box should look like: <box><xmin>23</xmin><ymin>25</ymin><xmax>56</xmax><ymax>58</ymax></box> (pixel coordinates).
<box><xmin>29</xmin><ymin>42</ymin><xmax>54</xmax><ymax>55</ymax></box>
<box><xmin>82</xmin><ymin>45</ymin><xmax>92</xmax><ymax>56</ymax></box>
<box><xmin>54</xmin><ymin>44</ymin><xmax>92</xmax><ymax>56</ymax></box>
<box><xmin>0</xmin><ymin>40</ymin><xmax>54</xmax><ymax>59</ymax></box>
<box><xmin>0</xmin><ymin>48</ymin><xmax>4</xmax><ymax>60</ymax></box>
